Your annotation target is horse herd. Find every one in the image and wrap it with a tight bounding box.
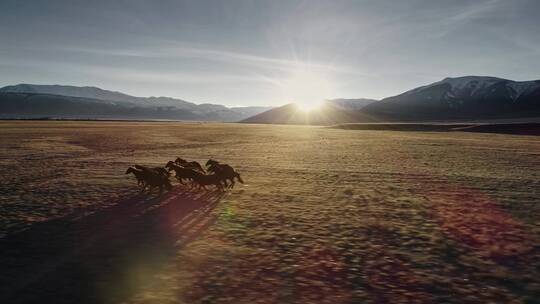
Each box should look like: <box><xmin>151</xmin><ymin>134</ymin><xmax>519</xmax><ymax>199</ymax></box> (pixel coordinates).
<box><xmin>125</xmin><ymin>158</ymin><xmax>244</xmax><ymax>194</ymax></box>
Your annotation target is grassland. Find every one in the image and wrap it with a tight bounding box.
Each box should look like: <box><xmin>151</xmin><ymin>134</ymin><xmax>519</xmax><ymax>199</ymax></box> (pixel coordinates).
<box><xmin>0</xmin><ymin>121</ymin><xmax>539</xmax><ymax>303</ymax></box>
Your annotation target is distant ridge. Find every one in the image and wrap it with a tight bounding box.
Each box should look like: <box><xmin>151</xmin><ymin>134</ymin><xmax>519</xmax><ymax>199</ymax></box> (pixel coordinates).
<box><xmin>0</xmin><ymin>84</ymin><xmax>272</xmax><ymax>122</ymax></box>
<box><xmin>327</xmin><ymin>98</ymin><xmax>377</xmax><ymax>110</ymax></box>
<box><xmin>362</xmin><ymin>76</ymin><xmax>540</xmax><ymax>121</ymax></box>
<box><xmin>242</xmin><ymin>76</ymin><xmax>540</xmax><ymax>125</ymax></box>
<box><xmin>241</xmin><ymin>102</ymin><xmax>378</xmax><ymax>125</ymax></box>
<box><xmin>0</xmin><ymin>92</ymin><xmax>204</xmax><ymax>120</ymax></box>
<box><xmin>3</xmin><ymin>76</ymin><xmax>540</xmax><ymax>124</ymax></box>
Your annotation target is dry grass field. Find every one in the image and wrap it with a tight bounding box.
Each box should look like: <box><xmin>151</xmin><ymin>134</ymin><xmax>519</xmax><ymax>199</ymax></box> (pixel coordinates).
<box><xmin>0</xmin><ymin>121</ymin><xmax>539</xmax><ymax>303</ymax></box>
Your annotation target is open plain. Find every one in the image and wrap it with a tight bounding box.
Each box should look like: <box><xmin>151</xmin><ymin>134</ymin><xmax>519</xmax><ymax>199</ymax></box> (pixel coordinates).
<box><xmin>0</xmin><ymin>121</ymin><xmax>539</xmax><ymax>303</ymax></box>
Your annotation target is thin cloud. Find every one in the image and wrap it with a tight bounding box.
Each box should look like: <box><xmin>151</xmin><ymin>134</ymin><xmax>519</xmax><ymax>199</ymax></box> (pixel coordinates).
<box><xmin>58</xmin><ymin>43</ymin><xmax>366</xmax><ymax>76</ymax></box>
<box><xmin>448</xmin><ymin>0</ymin><xmax>503</xmax><ymax>23</ymax></box>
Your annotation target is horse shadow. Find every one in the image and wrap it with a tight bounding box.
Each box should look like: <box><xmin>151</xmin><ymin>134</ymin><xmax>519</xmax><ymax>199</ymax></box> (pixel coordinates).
<box><xmin>0</xmin><ymin>187</ymin><xmax>225</xmax><ymax>304</ymax></box>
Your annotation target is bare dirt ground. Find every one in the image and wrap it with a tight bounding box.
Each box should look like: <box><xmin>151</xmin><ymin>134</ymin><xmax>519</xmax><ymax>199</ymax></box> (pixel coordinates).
<box><xmin>0</xmin><ymin>121</ymin><xmax>539</xmax><ymax>303</ymax></box>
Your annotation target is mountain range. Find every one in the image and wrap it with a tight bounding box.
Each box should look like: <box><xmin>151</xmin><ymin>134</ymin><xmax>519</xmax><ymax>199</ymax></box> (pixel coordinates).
<box><xmin>0</xmin><ymin>84</ymin><xmax>271</xmax><ymax>121</ymax></box>
<box><xmin>243</xmin><ymin>76</ymin><xmax>540</xmax><ymax>124</ymax></box>
<box><xmin>1</xmin><ymin>76</ymin><xmax>540</xmax><ymax>123</ymax></box>
<box><xmin>362</xmin><ymin>76</ymin><xmax>540</xmax><ymax>121</ymax></box>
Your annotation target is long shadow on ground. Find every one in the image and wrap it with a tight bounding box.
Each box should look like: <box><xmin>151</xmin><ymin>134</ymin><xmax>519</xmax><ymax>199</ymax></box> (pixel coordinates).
<box><xmin>0</xmin><ymin>187</ymin><xmax>224</xmax><ymax>304</ymax></box>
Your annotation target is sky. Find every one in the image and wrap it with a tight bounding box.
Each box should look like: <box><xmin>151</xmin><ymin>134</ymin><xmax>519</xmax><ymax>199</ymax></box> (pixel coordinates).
<box><xmin>1</xmin><ymin>0</ymin><xmax>539</xmax><ymax>107</ymax></box>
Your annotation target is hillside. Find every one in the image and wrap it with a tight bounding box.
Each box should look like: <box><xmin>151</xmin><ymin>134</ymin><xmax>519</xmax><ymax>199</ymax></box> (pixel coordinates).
<box><xmin>5</xmin><ymin>76</ymin><xmax>540</xmax><ymax>124</ymax></box>
<box><xmin>0</xmin><ymin>84</ymin><xmax>198</xmax><ymax>109</ymax></box>
<box><xmin>0</xmin><ymin>92</ymin><xmax>204</xmax><ymax>120</ymax></box>
<box><xmin>241</xmin><ymin>102</ymin><xmax>378</xmax><ymax>125</ymax></box>
<box><xmin>0</xmin><ymin>84</ymin><xmax>271</xmax><ymax>121</ymax></box>
<box><xmin>327</xmin><ymin>98</ymin><xmax>377</xmax><ymax>110</ymax></box>
<box><xmin>362</xmin><ymin>76</ymin><xmax>540</xmax><ymax>121</ymax></box>
<box><xmin>243</xmin><ymin>76</ymin><xmax>540</xmax><ymax>125</ymax></box>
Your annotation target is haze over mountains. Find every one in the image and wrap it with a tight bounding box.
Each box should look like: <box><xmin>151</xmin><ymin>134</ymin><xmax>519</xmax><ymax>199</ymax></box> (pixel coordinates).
<box><xmin>1</xmin><ymin>76</ymin><xmax>540</xmax><ymax>123</ymax></box>
<box><xmin>244</xmin><ymin>76</ymin><xmax>540</xmax><ymax>124</ymax></box>
<box><xmin>0</xmin><ymin>84</ymin><xmax>271</xmax><ymax>121</ymax></box>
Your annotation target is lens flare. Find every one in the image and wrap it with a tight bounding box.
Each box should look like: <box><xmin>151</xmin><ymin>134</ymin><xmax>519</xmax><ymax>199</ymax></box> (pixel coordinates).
<box><xmin>294</xmin><ymin>100</ymin><xmax>324</xmax><ymax>112</ymax></box>
<box><xmin>279</xmin><ymin>66</ymin><xmax>335</xmax><ymax>111</ymax></box>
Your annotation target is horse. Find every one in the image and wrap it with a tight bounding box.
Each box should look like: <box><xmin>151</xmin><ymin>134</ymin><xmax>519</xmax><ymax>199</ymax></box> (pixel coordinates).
<box><xmin>166</xmin><ymin>161</ymin><xmax>199</xmax><ymax>185</ymax></box>
<box><xmin>206</xmin><ymin>159</ymin><xmax>219</xmax><ymax>167</ymax></box>
<box><xmin>206</xmin><ymin>160</ymin><xmax>244</xmax><ymax>188</ymax></box>
<box><xmin>152</xmin><ymin>167</ymin><xmax>170</xmax><ymax>177</ymax></box>
<box><xmin>134</xmin><ymin>165</ymin><xmax>169</xmax><ymax>177</ymax></box>
<box><xmin>129</xmin><ymin>165</ymin><xmax>172</xmax><ymax>194</ymax></box>
<box><xmin>191</xmin><ymin>171</ymin><xmax>225</xmax><ymax>192</ymax></box>
<box><xmin>174</xmin><ymin>157</ymin><xmax>205</xmax><ymax>172</ymax></box>
<box><xmin>141</xmin><ymin>168</ymin><xmax>172</xmax><ymax>194</ymax></box>
<box><xmin>125</xmin><ymin>167</ymin><xmax>146</xmax><ymax>187</ymax></box>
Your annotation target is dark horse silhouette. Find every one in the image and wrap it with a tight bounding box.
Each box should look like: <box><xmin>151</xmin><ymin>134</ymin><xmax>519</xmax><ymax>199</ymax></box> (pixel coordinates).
<box><xmin>165</xmin><ymin>161</ymin><xmax>199</xmax><ymax>185</ymax></box>
<box><xmin>127</xmin><ymin>165</ymin><xmax>172</xmax><ymax>194</ymax></box>
<box><xmin>191</xmin><ymin>171</ymin><xmax>225</xmax><ymax>191</ymax></box>
<box><xmin>0</xmin><ymin>188</ymin><xmax>224</xmax><ymax>304</ymax></box>
<box><xmin>174</xmin><ymin>158</ymin><xmax>205</xmax><ymax>173</ymax></box>
<box><xmin>125</xmin><ymin>166</ymin><xmax>146</xmax><ymax>186</ymax></box>
<box><xmin>205</xmin><ymin>159</ymin><xmax>244</xmax><ymax>188</ymax></box>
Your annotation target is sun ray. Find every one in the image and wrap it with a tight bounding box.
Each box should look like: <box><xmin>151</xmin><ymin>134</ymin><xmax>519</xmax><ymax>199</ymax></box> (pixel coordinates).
<box><xmin>294</xmin><ymin>100</ymin><xmax>324</xmax><ymax>112</ymax></box>
<box><xmin>276</xmin><ymin>64</ymin><xmax>336</xmax><ymax>110</ymax></box>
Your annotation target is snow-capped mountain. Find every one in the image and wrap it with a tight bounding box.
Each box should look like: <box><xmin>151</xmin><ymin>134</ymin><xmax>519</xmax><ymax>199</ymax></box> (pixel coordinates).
<box><xmin>405</xmin><ymin>76</ymin><xmax>539</xmax><ymax>102</ymax></box>
<box><xmin>0</xmin><ymin>84</ymin><xmax>200</xmax><ymax>109</ymax></box>
<box><xmin>363</xmin><ymin>76</ymin><xmax>540</xmax><ymax>121</ymax></box>
<box><xmin>0</xmin><ymin>84</ymin><xmax>271</xmax><ymax>121</ymax></box>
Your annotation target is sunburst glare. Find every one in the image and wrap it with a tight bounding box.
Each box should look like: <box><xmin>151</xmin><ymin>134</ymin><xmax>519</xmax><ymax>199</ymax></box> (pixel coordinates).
<box><xmin>294</xmin><ymin>100</ymin><xmax>324</xmax><ymax>112</ymax></box>
<box><xmin>279</xmin><ymin>66</ymin><xmax>335</xmax><ymax>112</ymax></box>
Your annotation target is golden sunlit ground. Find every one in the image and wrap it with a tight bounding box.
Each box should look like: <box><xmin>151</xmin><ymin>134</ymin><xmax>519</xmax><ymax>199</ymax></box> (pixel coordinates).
<box><xmin>0</xmin><ymin>121</ymin><xmax>539</xmax><ymax>303</ymax></box>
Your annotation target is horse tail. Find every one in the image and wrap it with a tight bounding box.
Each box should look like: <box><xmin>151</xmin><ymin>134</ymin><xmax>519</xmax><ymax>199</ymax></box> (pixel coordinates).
<box><xmin>235</xmin><ymin>172</ymin><xmax>244</xmax><ymax>184</ymax></box>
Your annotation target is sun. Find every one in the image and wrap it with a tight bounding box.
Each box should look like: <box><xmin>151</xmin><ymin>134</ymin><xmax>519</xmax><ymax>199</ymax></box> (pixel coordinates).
<box><xmin>294</xmin><ymin>100</ymin><xmax>324</xmax><ymax>112</ymax></box>
<box><xmin>278</xmin><ymin>66</ymin><xmax>335</xmax><ymax>112</ymax></box>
